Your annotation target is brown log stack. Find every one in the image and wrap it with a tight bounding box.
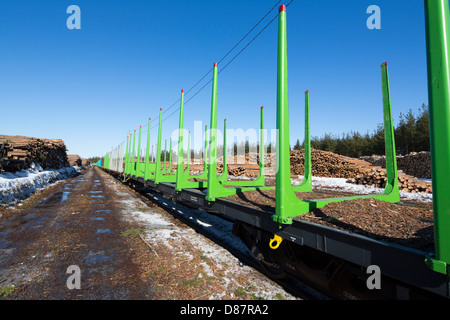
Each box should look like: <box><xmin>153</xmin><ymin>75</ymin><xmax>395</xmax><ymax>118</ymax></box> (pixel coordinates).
<box><xmin>346</xmin><ymin>168</ymin><xmax>432</xmax><ymax>193</ymax></box>
<box><xmin>360</xmin><ymin>151</ymin><xmax>431</xmax><ymax>179</ymax></box>
<box><xmin>67</xmin><ymin>154</ymin><xmax>82</xmax><ymax>166</ymax></box>
<box><xmin>0</xmin><ymin>134</ymin><xmax>69</xmax><ymax>172</ymax></box>
<box><xmin>290</xmin><ymin>149</ymin><xmax>370</xmax><ymax>178</ymax></box>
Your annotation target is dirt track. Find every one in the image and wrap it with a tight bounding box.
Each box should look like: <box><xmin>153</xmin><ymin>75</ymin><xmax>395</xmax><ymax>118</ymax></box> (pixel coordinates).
<box><xmin>0</xmin><ymin>167</ymin><xmax>296</xmax><ymax>300</ymax></box>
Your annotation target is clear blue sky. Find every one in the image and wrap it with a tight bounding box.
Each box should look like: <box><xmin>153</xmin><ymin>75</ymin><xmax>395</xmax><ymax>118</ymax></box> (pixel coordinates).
<box><xmin>0</xmin><ymin>0</ymin><xmax>429</xmax><ymax>158</ymax></box>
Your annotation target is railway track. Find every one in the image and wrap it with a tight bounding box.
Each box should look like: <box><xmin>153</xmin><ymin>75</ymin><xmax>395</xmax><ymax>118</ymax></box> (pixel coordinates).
<box><xmin>96</xmin><ymin>2</ymin><xmax>450</xmax><ymax>301</ymax></box>
<box><xmin>113</xmin><ymin>171</ymin><xmax>331</xmax><ymax>300</ymax></box>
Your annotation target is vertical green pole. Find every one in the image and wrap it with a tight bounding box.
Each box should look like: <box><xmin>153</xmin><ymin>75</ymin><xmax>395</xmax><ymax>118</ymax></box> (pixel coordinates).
<box><xmin>144</xmin><ymin>118</ymin><xmax>151</xmax><ymax>180</ymax></box>
<box><xmin>137</xmin><ymin>125</ymin><xmax>142</xmax><ymax>176</ymax></box>
<box><xmin>126</xmin><ymin>132</ymin><xmax>131</xmax><ymax>175</ymax></box>
<box><xmin>125</xmin><ymin>133</ymin><xmax>129</xmax><ymax>175</ymax></box>
<box><xmin>219</xmin><ymin>119</ymin><xmax>228</xmax><ymax>182</ymax></box>
<box><xmin>131</xmin><ymin>130</ymin><xmax>136</xmax><ymax>177</ymax></box>
<box><xmin>259</xmin><ymin>107</ymin><xmax>265</xmax><ymax>178</ymax></box>
<box><xmin>293</xmin><ymin>90</ymin><xmax>312</xmax><ymax>192</ymax></box>
<box><xmin>380</xmin><ymin>63</ymin><xmax>399</xmax><ymax>201</ymax></box>
<box><xmin>163</xmin><ymin>139</ymin><xmax>167</xmax><ymax>173</ymax></box>
<box><xmin>168</xmin><ymin>138</ymin><xmax>172</xmax><ymax>173</ymax></box>
<box><xmin>303</xmin><ymin>92</ymin><xmax>310</xmax><ymax>184</ymax></box>
<box><xmin>204</xmin><ymin>125</ymin><xmax>208</xmax><ymax>173</ymax></box>
<box><xmin>224</xmin><ymin>119</ymin><xmax>227</xmax><ymax>177</ymax></box>
<box><xmin>275</xmin><ymin>5</ymin><xmax>293</xmax><ymax>224</ymax></box>
<box><xmin>155</xmin><ymin>108</ymin><xmax>163</xmax><ymax>183</ymax></box>
<box><xmin>176</xmin><ymin>89</ymin><xmax>185</xmax><ymax>192</ymax></box>
<box><xmin>206</xmin><ymin>63</ymin><xmax>219</xmax><ymax>201</ymax></box>
<box><xmin>424</xmin><ymin>0</ymin><xmax>450</xmax><ymax>274</ymax></box>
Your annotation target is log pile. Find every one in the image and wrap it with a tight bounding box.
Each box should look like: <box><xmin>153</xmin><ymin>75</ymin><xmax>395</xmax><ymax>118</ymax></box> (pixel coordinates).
<box><xmin>68</xmin><ymin>154</ymin><xmax>82</xmax><ymax>166</ymax></box>
<box><xmin>216</xmin><ymin>163</ymin><xmax>259</xmax><ymax>177</ymax></box>
<box><xmin>0</xmin><ymin>135</ymin><xmax>69</xmax><ymax>172</ymax></box>
<box><xmin>290</xmin><ymin>149</ymin><xmax>370</xmax><ymax>178</ymax></box>
<box><xmin>346</xmin><ymin>168</ymin><xmax>432</xmax><ymax>193</ymax></box>
<box><xmin>360</xmin><ymin>151</ymin><xmax>431</xmax><ymax>179</ymax></box>
<box><xmin>192</xmin><ymin>148</ymin><xmax>433</xmax><ymax>194</ymax></box>
<box><xmin>397</xmin><ymin>152</ymin><xmax>431</xmax><ymax>179</ymax></box>
<box><xmin>218</xmin><ymin>149</ymin><xmax>371</xmax><ymax>179</ymax></box>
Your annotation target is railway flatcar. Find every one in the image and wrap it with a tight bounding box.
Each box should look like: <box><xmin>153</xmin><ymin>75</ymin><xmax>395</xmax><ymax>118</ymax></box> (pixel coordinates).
<box><xmin>99</xmin><ymin>2</ymin><xmax>450</xmax><ymax>299</ymax></box>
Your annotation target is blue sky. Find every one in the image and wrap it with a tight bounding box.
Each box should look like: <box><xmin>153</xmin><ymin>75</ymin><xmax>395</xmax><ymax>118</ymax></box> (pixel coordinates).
<box><xmin>0</xmin><ymin>1</ymin><xmax>429</xmax><ymax>158</ymax></box>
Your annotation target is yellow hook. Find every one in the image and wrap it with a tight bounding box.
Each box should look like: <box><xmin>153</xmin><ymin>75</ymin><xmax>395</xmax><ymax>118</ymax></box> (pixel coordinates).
<box><xmin>269</xmin><ymin>234</ymin><xmax>283</xmax><ymax>250</ymax></box>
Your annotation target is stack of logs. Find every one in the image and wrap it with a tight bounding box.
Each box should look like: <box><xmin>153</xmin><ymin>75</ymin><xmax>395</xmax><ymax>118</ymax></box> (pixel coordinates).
<box><xmin>67</xmin><ymin>154</ymin><xmax>82</xmax><ymax>167</ymax></box>
<box><xmin>0</xmin><ymin>134</ymin><xmax>69</xmax><ymax>172</ymax></box>
<box><xmin>360</xmin><ymin>151</ymin><xmax>431</xmax><ymax>179</ymax></box>
<box><xmin>346</xmin><ymin>168</ymin><xmax>432</xmax><ymax>193</ymax></box>
<box><xmin>290</xmin><ymin>149</ymin><xmax>368</xmax><ymax>178</ymax></box>
<box><xmin>216</xmin><ymin>163</ymin><xmax>259</xmax><ymax>177</ymax></box>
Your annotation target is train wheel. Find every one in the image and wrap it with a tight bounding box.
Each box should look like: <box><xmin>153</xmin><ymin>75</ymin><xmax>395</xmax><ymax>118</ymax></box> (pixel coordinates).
<box><xmin>259</xmin><ymin>258</ymin><xmax>287</xmax><ymax>279</ymax></box>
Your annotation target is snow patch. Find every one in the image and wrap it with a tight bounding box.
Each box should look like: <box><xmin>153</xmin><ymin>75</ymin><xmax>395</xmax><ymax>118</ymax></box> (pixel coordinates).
<box><xmin>0</xmin><ymin>165</ymin><xmax>83</xmax><ymax>205</ymax></box>
<box><xmin>290</xmin><ymin>175</ymin><xmax>433</xmax><ymax>202</ymax></box>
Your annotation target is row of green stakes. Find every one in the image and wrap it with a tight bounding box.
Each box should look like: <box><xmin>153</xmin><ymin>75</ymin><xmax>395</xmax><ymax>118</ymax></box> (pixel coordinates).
<box><xmin>120</xmin><ymin>56</ymin><xmax>397</xmax><ymax>223</ymax></box>
<box><xmin>105</xmin><ymin>1</ymin><xmax>450</xmax><ymax>275</ymax></box>
<box><xmin>120</xmin><ymin>62</ymin><xmax>313</xmax><ymax>198</ymax></box>
<box><xmin>113</xmin><ymin>5</ymin><xmax>399</xmax><ymax>228</ymax></box>
<box><xmin>121</xmin><ymin>89</ymin><xmax>305</xmax><ymax>193</ymax></box>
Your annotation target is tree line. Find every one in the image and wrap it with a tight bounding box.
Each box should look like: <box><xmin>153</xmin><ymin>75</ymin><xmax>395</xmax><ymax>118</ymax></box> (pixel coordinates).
<box><xmin>293</xmin><ymin>104</ymin><xmax>430</xmax><ymax>157</ymax></box>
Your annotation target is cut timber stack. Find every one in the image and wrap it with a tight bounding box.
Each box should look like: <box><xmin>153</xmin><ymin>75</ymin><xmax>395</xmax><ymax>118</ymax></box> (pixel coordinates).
<box><xmin>68</xmin><ymin>154</ymin><xmax>82</xmax><ymax>166</ymax></box>
<box><xmin>346</xmin><ymin>168</ymin><xmax>432</xmax><ymax>193</ymax></box>
<box><xmin>0</xmin><ymin>134</ymin><xmax>69</xmax><ymax>172</ymax></box>
<box><xmin>360</xmin><ymin>151</ymin><xmax>431</xmax><ymax>179</ymax></box>
<box><xmin>218</xmin><ymin>149</ymin><xmax>370</xmax><ymax>178</ymax></box>
<box><xmin>290</xmin><ymin>149</ymin><xmax>370</xmax><ymax>178</ymax></box>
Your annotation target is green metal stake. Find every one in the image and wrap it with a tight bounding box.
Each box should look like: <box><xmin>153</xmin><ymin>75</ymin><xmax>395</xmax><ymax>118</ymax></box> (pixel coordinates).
<box><xmin>273</xmin><ymin>5</ymin><xmax>399</xmax><ymax>225</ymax></box>
<box><xmin>260</xmin><ymin>106</ymin><xmax>265</xmax><ymax>179</ymax></box>
<box><xmin>206</xmin><ymin>62</ymin><xmax>220</xmax><ymax>200</ymax></box>
<box><xmin>175</xmin><ymin>89</ymin><xmax>207</xmax><ymax>191</ymax></box>
<box><xmin>124</xmin><ymin>133</ymin><xmax>129</xmax><ymax>175</ymax></box>
<box><xmin>205</xmin><ymin>62</ymin><xmax>273</xmax><ymax>202</ymax></box>
<box><xmin>154</xmin><ymin>108</ymin><xmax>177</xmax><ymax>184</ymax></box>
<box><xmin>292</xmin><ymin>90</ymin><xmax>312</xmax><ymax>192</ymax></box>
<box><xmin>127</xmin><ymin>131</ymin><xmax>132</xmax><ymax>176</ymax></box>
<box><xmin>274</xmin><ymin>4</ymin><xmax>300</xmax><ymax>224</ymax></box>
<box><xmin>131</xmin><ymin>129</ymin><xmax>136</xmax><ymax>177</ymax></box>
<box><xmin>176</xmin><ymin>89</ymin><xmax>186</xmax><ymax>191</ymax></box>
<box><xmin>221</xmin><ymin>107</ymin><xmax>268</xmax><ymax>187</ymax></box>
<box><xmin>154</xmin><ymin>109</ymin><xmax>163</xmax><ymax>184</ymax></box>
<box><xmin>135</xmin><ymin>125</ymin><xmax>142</xmax><ymax>177</ymax></box>
<box><xmin>144</xmin><ymin>117</ymin><xmax>155</xmax><ymax>180</ymax></box>
<box><xmin>424</xmin><ymin>0</ymin><xmax>450</xmax><ymax>275</ymax></box>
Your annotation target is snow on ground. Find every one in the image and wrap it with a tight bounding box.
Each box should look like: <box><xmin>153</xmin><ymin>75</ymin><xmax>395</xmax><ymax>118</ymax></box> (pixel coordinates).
<box><xmin>0</xmin><ymin>164</ymin><xmax>83</xmax><ymax>205</ymax></box>
<box><xmin>291</xmin><ymin>175</ymin><xmax>433</xmax><ymax>202</ymax></box>
<box><xmin>110</xmin><ymin>182</ymin><xmax>299</xmax><ymax>300</ymax></box>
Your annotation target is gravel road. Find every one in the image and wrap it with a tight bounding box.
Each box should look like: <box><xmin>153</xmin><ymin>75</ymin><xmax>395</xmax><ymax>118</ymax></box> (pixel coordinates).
<box><xmin>0</xmin><ymin>167</ymin><xmax>299</xmax><ymax>300</ymax></box>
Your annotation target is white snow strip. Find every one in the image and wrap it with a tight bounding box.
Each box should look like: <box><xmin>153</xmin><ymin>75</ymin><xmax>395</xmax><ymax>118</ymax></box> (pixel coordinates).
<box><xmin>290</xmin><ymin>175</ymin><xmax>433</xmax><ymax>202</ymax></box>
<box><xmin>0</xmin><ymin>164</ymin><xmax>83</xmax><ymax>204</ymax></box>
<box><xmin>109</xmin><ymin>181</ymin><xmax>296</xmax><ymax>300</ymax></box>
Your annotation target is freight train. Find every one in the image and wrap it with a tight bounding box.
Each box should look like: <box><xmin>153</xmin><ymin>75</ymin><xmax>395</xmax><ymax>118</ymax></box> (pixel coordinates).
<box><xmin>96</xmin><ymin>2</ymin><xmax>450</xmax><ymax>299</ymax></box>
